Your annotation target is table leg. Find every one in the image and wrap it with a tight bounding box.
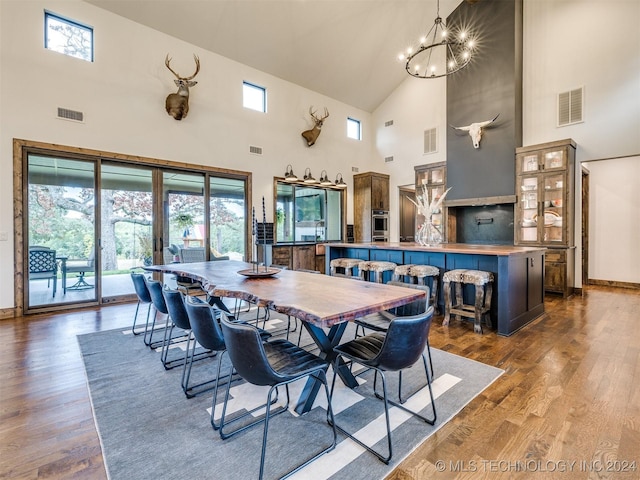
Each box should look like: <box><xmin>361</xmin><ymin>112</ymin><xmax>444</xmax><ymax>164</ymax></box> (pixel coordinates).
<box><xmin>294</xmin><ymin>321</ymin><xmax>357</xmax><ymax>415</ymax></box>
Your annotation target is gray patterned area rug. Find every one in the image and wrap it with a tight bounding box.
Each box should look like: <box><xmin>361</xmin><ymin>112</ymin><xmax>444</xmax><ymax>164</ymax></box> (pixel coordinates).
<box><xmin>78</xmin><ymin>314</ymin><xmax>503</xmax><ymax>480</ymax></box>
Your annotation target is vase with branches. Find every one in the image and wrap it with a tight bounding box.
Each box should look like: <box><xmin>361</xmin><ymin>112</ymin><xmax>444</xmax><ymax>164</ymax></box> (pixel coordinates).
<box><xmin>408</xmin><ymin>186</ymin><xmax>451</xmax><ymax>246</ymax></box>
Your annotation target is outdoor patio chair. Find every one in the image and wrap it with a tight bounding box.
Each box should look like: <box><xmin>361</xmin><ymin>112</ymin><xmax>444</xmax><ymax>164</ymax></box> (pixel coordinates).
<box><xmin>28</xmin><ymin>248</ymin><xmax>58</xmax><ymax>297</ymax></box>
<box><xmin>218</xmin><ymin>314</ymin><xmax>337</xmax><ymax>480</ymax></box>
<box><xmin>65</xmin><ymin>250</ymin><xmax>95</xmax><ymax>292</ymax></box>
<box><xmin>330</xmin><ymin>307</ymin><xmax>436</xmax><ymax>464</ymax></box>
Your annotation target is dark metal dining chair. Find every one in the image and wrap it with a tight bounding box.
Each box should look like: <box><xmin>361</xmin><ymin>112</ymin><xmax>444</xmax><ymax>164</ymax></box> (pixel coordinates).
<box><xmin>218</xmin><ymin>314</ymin><xmax>337</xmax><ymax>480</ymax></box>
<box><xmin>130</xmin><ymin>272</ymin><xmax>152</xmax><ymax>336</ymax></box>
<box><xmin>183</xmin><ymin>296</ymin><xmax>272</xmax><ymax>401</ymax></box>
<box><xmin>143</xmin><ymin>277</ymin><xmax>174</xmax><ymax>350</ymax></box>
<box><xmin>162</xmin><ymin>288</ymin><xmax>215</xmax><ymax>385</ymax></box>
<box><xmin>330</xmin><ymin>307</ymin><xmax>436</xmax><ymax>464</ymax></box>
<box><xmin>181</xmin><ymin>295</ymin><xmax>232</xmax><ymax>400</ymax></box>
<box><xmin>355</xmin><ymin>281</ymin><xmax>435</xmax><ymax>383</ymax></box>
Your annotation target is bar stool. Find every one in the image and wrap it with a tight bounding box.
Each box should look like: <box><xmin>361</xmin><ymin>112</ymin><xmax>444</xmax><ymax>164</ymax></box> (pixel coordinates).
<box><xmin>329</xmin><ymin>258</ymin><xmax>362</xmax><ymax>278</ymax></box>
<box><xmin>442</xmin><ymin>269</ymin><xmax>494</xmax><ymax>334</ymax></box>
<box><xmin>357</xmin><ymin>261</ymin><xmax>397</xmax><ymax>283</ymax></box>
<box><xmin>392</xmin><ymin>264</ymin><xmax>440</xmax><ymax>313</ymax></box>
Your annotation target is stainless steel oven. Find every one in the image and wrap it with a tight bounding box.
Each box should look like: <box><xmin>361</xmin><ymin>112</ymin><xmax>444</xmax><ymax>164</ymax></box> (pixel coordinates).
<box><xmin>372</xmin><ymin>210</ymin><xmax>389</xmax><ymax>239</ymax></box>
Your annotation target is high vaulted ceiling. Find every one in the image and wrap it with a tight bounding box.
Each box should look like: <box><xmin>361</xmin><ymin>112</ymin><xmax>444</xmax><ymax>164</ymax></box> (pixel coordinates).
<box><xmin>84</xmin><ymin>0</ymin><xmax>462</xmax><ymax>112</ymax></box>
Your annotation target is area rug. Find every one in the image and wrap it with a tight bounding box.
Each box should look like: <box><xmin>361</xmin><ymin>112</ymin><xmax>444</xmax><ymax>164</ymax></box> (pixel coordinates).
<box><xmin>78</xmin><ymin>316</ymin><xmax>503</xmax><ymax>480</ymax></box>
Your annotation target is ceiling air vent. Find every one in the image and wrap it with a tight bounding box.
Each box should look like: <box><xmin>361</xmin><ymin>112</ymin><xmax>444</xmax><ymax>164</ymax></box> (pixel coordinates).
<box><xmin>558</xmin><ymin>87</ymin><xmax>583</xmax><ymax>126</ymax></box>
<box><xmin>384</xmin><ymin>156</ymin><xmax>394</xmax><ymax>163</ymax></box>
<box><xmin>249</xmin><ymin>145</ymin><xmax>263</xmax><ymax>155</ymax></box>
<box><xmin>424</xmin><ymin>127</ymin><xmax>437</xmax><ymax>154</ymax></box>
<box><xmin>385</xmin><ymin>120</ymin><xmax>394</xmax><ymax>127</ymax></box>
<box><xmin>57</xmin><ymin>107</ymin><xmax>84</xmax><ymax>123</ymax></box>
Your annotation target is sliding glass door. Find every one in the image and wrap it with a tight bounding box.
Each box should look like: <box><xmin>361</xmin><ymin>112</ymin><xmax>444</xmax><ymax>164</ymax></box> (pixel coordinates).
<box><xmin>100</xmin><ymin>163</ymin><xmax>154</xmax><ymax>297</ymax></box>
<box><xmin>21</xmin><ymin>142</ymin><xmax>251</xmax><ymax>314</ymax></box>
<box><xmin>26</xmin><ymin>154</ymin><xmax>98</xmax><ymax>308</ymax></box>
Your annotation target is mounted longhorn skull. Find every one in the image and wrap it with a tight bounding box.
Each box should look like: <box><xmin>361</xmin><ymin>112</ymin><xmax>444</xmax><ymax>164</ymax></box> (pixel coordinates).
<box><xmin>165</xmin><ymin>54</ymin><xmax>200</xmax><ymax>120</ymax></box>
<box><xmin>451</xmin><ymin>114</ymin><xmax>499</xmax><ymax>149</ymax></box>
<box><xmin>301</xmin><ymin>106</ymin><xmax>329</xmax><ymax>146</ymax></box>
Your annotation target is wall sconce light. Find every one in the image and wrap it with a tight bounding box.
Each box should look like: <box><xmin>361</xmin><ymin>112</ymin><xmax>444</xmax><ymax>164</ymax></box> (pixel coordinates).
<box><xmin>284</xmin><ymin>164</ymin><xmax>298</xmax><ymax>182</ymax></box>
<box><xmin>303</xmin><ymin>167</ymin><xmax>317</xmax><ymax>184</ymax></box>
<box><xmin>334</xmin><ymin>173</ymin><xmax>347</xmax><ymax>188</ymax></box>
<box><xmin>319</xmin><ymin>170</ymin><xmax>334</xmax><ymax>186</ymax></box>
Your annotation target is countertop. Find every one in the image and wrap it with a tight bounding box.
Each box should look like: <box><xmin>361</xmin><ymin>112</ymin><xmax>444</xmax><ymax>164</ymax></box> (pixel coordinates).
<box><xmin>325</xmin><ymin>242</ymin><xmax>546</xmax><ymax>257</ymax></box>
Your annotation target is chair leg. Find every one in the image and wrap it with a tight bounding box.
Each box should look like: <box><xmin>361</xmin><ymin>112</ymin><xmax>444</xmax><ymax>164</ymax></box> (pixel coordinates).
<box><xmin>261</xmin><ymin>371</ymin><xmax>336</xmax><ymax>480</ymax></box>
<box><xmin>132</xmin><ymin>301</ymin><xmax>151</xmax><ymax>336</ymax></box>
<box><xmin>329</xmin><ymin>363</ymin><xmax>393</xmax><ymax>464</ymax></box>
<box><xmin>219</xmin><ymin>378</ymin><xmax>286</xmax><ymax>440</ymax></box>
<box><xmin>375</xmin><ymin>354</ymin><xmax>437</xmax><ymax>426</ymax></box>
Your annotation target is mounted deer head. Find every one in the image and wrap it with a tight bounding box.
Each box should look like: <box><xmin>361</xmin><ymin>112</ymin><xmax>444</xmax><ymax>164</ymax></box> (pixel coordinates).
<box><xmin>450</xmin><ymin>114</ymin><xmax>499</xmax><ymax>149</ymax></box>
<box><xmin>301</xmin><ymin>106</ymin><xmax>329</xmax><ymax>146</ymax></box>
<box><xmin>165</xmin><ymin>54</ymin><xmax>200</xmax><ymax>121</ymax></box>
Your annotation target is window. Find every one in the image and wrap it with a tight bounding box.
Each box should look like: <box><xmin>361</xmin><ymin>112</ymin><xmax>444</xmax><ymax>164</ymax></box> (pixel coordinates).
<box><xmin>243</xmin><ymin>81</ymin><xmax>266</xmax><ymax>112</ymax></box>
<box><xmin>275</xmin><ymin>181</ymin><xmax>344</xmax><ymax>243</ymax></box>
<box><xmin>45</xmin><ymin>11</ymin><xmax>93</xmax><ymax>62</ymax></box>
<box><xmin>347</xmin><ymin>117</ymin><xmax>361</xmax><ymax>140</ymax></box>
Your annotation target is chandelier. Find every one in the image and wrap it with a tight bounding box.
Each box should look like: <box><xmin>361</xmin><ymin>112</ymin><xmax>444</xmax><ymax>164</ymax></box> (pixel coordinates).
<box><xmin>398</xmin><ymin>0</ymin><xmax>476</xmax><ymax>79</ymax></box>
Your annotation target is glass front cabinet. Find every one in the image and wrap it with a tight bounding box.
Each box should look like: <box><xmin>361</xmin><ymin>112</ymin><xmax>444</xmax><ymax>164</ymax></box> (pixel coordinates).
<box><xmin>515</xmin><ymin>139</ymin><xmax>576</xmax><ymax>297</ymax></box>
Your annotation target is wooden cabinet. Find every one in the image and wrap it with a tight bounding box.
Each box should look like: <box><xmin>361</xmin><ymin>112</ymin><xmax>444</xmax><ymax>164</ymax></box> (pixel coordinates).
<box><xmin>258</xmin><ymin>244</ymin><xmax>319</xmax><ymax>271</ymax></box>
<box><xmin>354</xmin><ymin>172</ymin><xmax>389</xmax><ymax>242</ymax></box>
<box><xmin>292</xmin><ymin>244</ymin><xmax>315</xmax><ymax>271</ymax></box>
<box><xmin>515</xmin><ymin>139</ymin><xmax>576</xmax><ymax>297</ymax></box>
<box><xmin>414</xmin><ymin>162</ymin><xmax>447</xmax><ymax>239</ymax></box>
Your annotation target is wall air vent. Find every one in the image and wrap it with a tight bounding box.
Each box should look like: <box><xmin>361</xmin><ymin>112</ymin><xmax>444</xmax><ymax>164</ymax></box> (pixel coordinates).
<box><xmin>384</xmin><ymin>156</ymin><xmax>394</xmax><ymax>163</ymax></box>
<box><xmin>351</xmin><ymin>166</ymin><xmax>359</xmax><ymax>172</ymax></box>
<box><xmin>424</xmin><ymin>127</ymin><xmax>437</xmax><ymax>154</ymax></box>
<box><xmin>249</xmin><ymin>145</ymin><xmax>263</xmax><ymax>155</ymax></box>
<box><xmin>385</xmin><ymin>120</ymin><xmax>394</xmax><ymax>127</ymax></box>
<box><xmin>57</xmin><ymin>107</ymin><xmax>84</xmax><ymax>123</ymax></box>
<box><xmin>558</xmin><ymin>87</ymin><xmax>583</xmax><ymax>126</ymax></box>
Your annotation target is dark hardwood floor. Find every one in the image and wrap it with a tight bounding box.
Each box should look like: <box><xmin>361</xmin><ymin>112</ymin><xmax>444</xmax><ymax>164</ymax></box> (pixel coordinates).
<box><xmin>1</xmin><ymin>286</ymin><xmax>639</xmax><ymax>479</ymax></box>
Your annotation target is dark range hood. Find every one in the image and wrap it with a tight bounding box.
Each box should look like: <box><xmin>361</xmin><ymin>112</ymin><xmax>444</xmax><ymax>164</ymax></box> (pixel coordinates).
<box><xmin>444</xmin><ymin>0</ymin><xmax>523</xmax><ymax>244</ymax></box>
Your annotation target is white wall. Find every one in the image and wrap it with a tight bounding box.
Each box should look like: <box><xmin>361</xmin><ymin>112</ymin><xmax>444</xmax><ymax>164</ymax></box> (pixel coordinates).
<box><xmin>373</xmin><ymin>0</ymin><xmax>640</xmax><ymax>286</ymax></box>
<box><xmin>0</xmin><ymin>0</ymin><xmax>372</xmax><ymax>309</ymax></box>
<box><xmin>372</xmin><ymin>75</ymin><xmax>448</xmax><ymax>241</ymax></box>
<box><xmin>586</xmin><ymin>156</ymin><xmax>640</xmax><ymax>284</ymax></box>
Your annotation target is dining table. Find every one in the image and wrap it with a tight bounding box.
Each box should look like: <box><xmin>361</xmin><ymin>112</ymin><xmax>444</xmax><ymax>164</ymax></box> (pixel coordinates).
<box><xmin>145</xmin><ymin>259</ymin><xmax>426</xmax><ymax>414</ymax></box>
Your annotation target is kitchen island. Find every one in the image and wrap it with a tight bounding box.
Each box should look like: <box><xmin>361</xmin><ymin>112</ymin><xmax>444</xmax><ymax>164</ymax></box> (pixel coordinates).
<box><xmin>325</xmin><ymin>242</ymin><xmax>546</xmax><ymax>336</ymax></box>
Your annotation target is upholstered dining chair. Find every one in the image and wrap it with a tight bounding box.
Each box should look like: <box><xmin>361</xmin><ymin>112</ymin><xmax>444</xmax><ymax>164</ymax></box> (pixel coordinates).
<box><xmin>143</xmin><ymin>277</ymin><xmax>173</xmax><ymax>349</ymax></box>
<box><xmin>355</xmin><ymin>281</ymin><xmax>435</xmax><ymax>381</ymax></box>
<box><xmin>161</xmin><ymin>287</ymin><xmax>204</xmax><ymax>374</ymax></box>
<box><xmin>182</xmin><ymin>297</ymin><xmax>272</xmax><ymax>400</ymax></box>
<box><xmin>217</xmin><ymin>314</ymin><xmax>337</xmax><ymax>480</ymax></box>
<box><xmin>330</xmin><ymin>307</ymin><xmax>436</xmax><ymax>464</ymax></box>
<box><xmin>130</xmin><ymin>271</ymin><xmax>152</xmax><ymax>336</ymax></box>
<box><xmin>182</xmin><ymin>296</ymin><xmax>235</xmax><ymax>401</ymax></box>
<box><xmin>28</xmin><ymin>247</ymin><xmax>58</xmax><ymax>297</ymax></box>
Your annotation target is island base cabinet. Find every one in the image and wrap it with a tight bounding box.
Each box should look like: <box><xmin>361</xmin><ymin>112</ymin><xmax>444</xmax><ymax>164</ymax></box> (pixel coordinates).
<box><xmin>325</xmin><ymin>243</ymin><xmax>546</xmax><ymax>336</ymax></box>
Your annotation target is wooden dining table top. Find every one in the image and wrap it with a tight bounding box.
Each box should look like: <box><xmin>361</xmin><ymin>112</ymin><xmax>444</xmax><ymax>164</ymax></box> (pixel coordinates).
<box><xmin>145</xmin><ymin>260</ymin><xmax>425</xmax><ymax>328</ymax></box>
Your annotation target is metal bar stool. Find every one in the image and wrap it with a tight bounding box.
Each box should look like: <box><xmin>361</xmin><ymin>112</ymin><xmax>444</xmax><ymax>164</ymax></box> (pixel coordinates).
<box><xmin>442</xmin><ymin>269</ymin><xmax>494</xmax><ymax>334</ymax></box>
<box><xmin>329</xmin><ymin>258</ymin><xmax>362</xmax><ymax>278</ymax></box>
<box><xmin>392</xmin><ymin>264</ymin><xmax>440</xmax><ymax>313</ymax></box>
<box><xmin>357</xmin><ymin>261</ymin><xmax>397</xmax><ymax>283</ymax></box>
